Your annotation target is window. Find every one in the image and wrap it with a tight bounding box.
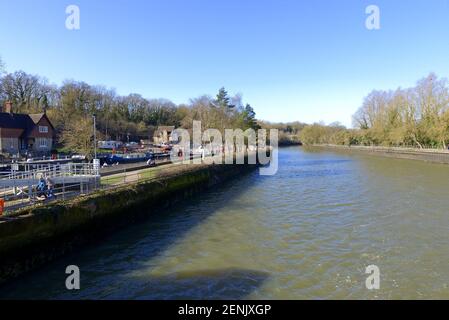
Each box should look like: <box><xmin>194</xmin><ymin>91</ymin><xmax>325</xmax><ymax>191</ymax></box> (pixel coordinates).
<box><xmin>8</xmin><ymin>138</ymin><xmax>15</xmax><ymax>149</ymax></box>
<box><xmin>37</xmin><ymin>138</ymin><xmax>49</xmax><ymax>148</ymax></box>
<box><xmin>39</xmin><ymin>126</ymin><xmax>49</xmax><ymax>133</ymax></box>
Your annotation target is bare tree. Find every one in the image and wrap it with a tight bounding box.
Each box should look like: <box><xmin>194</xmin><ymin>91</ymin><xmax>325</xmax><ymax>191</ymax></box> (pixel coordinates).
<box><xmin>0</xmin><ymin>56</ymin><xmax>5</xmax><ymax>74</ymax></box>
<box><xmin>0</xmin><ymin>71</ymin><xmax>50</xmax><ymax>113</ymax></box>
<box><xmin>60</xmin><ymin>116</ymin><xmax>102</xmax><ymax>159</ymax></box>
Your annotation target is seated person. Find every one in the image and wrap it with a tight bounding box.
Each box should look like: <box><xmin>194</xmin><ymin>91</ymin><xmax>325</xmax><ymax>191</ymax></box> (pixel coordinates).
<box><xmin>36</xmin><ymin>177</ymin><xmax>47</xmax><ymax>199</ymax></box>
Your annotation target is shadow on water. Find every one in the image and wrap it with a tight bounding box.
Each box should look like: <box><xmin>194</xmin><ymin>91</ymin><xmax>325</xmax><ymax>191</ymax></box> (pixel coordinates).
<box><xmin>0</xmin><ymin>170</ymin><xmax>270</xmax><ymax>300</ymax></box>
<box><xmin>61</xmin><ymin>268</ymin><xmax>270</xmax><ymax>300</ymax></box>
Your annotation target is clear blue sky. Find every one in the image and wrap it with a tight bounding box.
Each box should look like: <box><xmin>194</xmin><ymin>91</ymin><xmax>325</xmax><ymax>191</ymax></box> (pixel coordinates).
<box><xmin>1</xmin><ymin>0</ymin><xmax>449</xmax><ymax>127</ymax></box>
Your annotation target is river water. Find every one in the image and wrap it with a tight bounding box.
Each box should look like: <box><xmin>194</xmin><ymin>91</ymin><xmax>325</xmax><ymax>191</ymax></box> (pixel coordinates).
<box><xmin>2</xmin><ymin>146</ymin><xmax>449</xmax><ymax>299</ymax></box>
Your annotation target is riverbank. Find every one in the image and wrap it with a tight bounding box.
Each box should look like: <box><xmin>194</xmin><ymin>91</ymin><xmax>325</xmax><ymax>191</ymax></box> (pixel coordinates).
<box><xmin>278</xmin><ymin>141</ymin><xmax>302</xmax><ymax>147</ymax></box>
<box><xmin>5</xmin><ymin>147</ymin><xmax>449</xmax><ymax>299</ymax></box>
<box><xmin>308</xmin><ymin>144</ymin><xmax>449</xmax><ymax>164</ymax></box>
<box><xmin>0</xmin><ymin>161</ymin><xmax>258</xmax><ymax>285</ymax></box>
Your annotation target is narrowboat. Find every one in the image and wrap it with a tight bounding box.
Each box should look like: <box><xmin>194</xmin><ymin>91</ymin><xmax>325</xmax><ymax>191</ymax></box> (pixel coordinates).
<box><xmin>105</xmin><ymin>152</ymin><xmax>153</xmax><ymax>165</ymax></box>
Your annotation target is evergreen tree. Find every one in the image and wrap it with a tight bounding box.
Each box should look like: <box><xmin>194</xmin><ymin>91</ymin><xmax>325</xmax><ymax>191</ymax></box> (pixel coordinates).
<box><xmin>216</xmin><ymin>87</ymin><xmax>231</xmax><ymax>109</ymax></box>
<box><xmin>242</xmin><ymin>104</ymin><xmax>259</xmax><ymax>130</ymax></box>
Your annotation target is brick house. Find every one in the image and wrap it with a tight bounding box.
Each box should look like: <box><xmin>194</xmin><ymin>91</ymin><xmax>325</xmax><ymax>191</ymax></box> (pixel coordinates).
<box><xmin>0</xmin><ymin>101</ymin><xmax>56</xmax><ymax>155</ymax></box>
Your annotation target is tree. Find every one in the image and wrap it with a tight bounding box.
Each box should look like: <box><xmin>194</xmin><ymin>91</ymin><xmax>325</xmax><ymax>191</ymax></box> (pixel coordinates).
<box><xmin>308</xmin><ymin>73</ymin><xmax>449</xmax><ymax>148</ymax></box>
<box><xmin>0</xmin><ymin>64</ymin><xmax>265</xmax><ymax>152</ymax></box>
<box><xmin>0</xmin><ymin>71</ymin><xmax>50</xmax><ymax>113</ymax></box>
<box><xmin>413</xmin><ymin>73</ymin><xmax>449</xmax><ymax>148</ymax></box>
<box><xmin>241</xmin><ymin>104</ymin><xmax>259</xmax><ymax>130</ymax></box>
<box><xmin>216</xmin><ymin>87</ymin><xmax>230</xmax><ymax>109</ymax></box>
<box><xmin>0</xmin><ymin>56</ymin><xmax>5</xmax><ymax>75</ymax></box>
<box><xmin>60</xmin><ymin>116</ymin><xmax>100</xmax><ymax>159</ymax></box>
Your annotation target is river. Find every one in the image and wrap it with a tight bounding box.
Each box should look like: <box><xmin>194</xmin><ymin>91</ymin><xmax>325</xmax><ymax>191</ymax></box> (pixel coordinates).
<box><xmin>1</xmin><ymin>146</ymin><xmax>449</xmax><ymax>299</ymax></box>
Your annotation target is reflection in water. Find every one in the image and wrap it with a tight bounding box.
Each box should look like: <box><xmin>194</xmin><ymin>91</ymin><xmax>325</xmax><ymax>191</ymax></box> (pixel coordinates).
<box><xmin>2</xmin><ymin>146</ymin><xmax>449</xmax><ymax>299</ymax></box>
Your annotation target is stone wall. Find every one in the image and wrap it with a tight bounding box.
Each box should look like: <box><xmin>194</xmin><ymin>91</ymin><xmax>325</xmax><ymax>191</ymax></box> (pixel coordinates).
<box><xmin>309</xmin><ymin>145</ymin><xmax>449</xmax><ymax>164</ymax></box>
<box><xmin>0</xmin><ymin>162</ymin><xmax>257</xmax><ymax>285</ymax></box>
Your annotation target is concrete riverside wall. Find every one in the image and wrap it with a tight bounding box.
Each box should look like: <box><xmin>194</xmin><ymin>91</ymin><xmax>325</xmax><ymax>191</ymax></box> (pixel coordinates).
<box><xmin>309</xmin><ymin>144</ymin><xmax>449</xmax><ymax>164</ymax></box>
<box><xmin>0</xmin><ymin>162</ymin><xmax>258</xmax><ymax>285</ymax></box>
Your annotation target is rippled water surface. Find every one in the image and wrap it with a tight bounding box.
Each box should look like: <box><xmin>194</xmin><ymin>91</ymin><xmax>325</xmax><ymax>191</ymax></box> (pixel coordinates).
<box><xmin>2</xmin><ymin>146</ymin><xmax>449</xmax><ymax>299</ymax></box>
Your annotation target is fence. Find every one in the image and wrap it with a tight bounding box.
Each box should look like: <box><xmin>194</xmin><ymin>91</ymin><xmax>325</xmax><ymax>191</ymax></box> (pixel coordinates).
<box><xmin>0</xmin><ymin>157</ymin><xmax>193</xmax><ymax>215</ymax></box>
<box><xmin>0</xmin><ymin>151</ymin><xmax>255</xmax><ymax>216</ymax></box>
<box><xmin>0</xmin><ymin>163</ymin><xmax>100</xmax><ymax>215</ymax></box>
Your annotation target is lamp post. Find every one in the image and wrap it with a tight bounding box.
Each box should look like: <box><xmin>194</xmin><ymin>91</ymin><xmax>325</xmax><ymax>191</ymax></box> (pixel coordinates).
<box><xmin>93</xmin><ymin>114</ymin><xmax>97</xmax><ymax>160</ymax></box>
<box><xmin>92</xmin><ymin>114</ymin><xmax>100</xmax><ymax>178</ymax></box>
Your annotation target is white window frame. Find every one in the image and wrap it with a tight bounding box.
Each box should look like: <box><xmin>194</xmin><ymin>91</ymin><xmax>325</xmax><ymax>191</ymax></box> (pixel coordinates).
<box><xmin>39</xmin><ymin>126</ymin><xmax>49</xmax><ymax>133</ymax></box>
<box><xmin>38</xmin><ymin>138</ymin><xmax>48</xmax><ymax>148</ymax></box>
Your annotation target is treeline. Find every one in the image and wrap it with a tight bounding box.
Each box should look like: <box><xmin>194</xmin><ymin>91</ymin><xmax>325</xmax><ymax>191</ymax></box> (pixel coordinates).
<box><xmin>300</xmin><ymin>73</ymin><xmax>449</xmax><ymax>149</ymax></box>
<box><xmin>0</xmin><ymin>57</ymin><xmax>259</xmax><ymax>156</ymax></box>
<box><xmin>259</xmin><ymin>121</ymin><xmax>305</xmax><ymax>145</ymax></box>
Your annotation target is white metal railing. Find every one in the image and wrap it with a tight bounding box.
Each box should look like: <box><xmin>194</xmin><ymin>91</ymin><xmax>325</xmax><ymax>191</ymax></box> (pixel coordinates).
<box><xmin>23</xmin><ymin>155</ymin><xmax>73</xmax><ymax>162</ymax></box>
<box><xmin>0</xmin><ymin>152</ymin><xmax>254</xmax><ymax>215</ymax></box>
<box><xmin>0</xmin><ymin>163</ymin><xmax>99</xmax><ymax>181</ymax></box>
<box><xmin>1</xmin><ymin>178</ymin><xmax>99</xmax><ymax>213</ymax></box>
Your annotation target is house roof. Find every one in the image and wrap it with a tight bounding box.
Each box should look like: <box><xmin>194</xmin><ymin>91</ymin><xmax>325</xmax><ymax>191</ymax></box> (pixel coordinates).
<box><xmin>0</xmin><ymin>112</ymin><xmax>53</xmax><ymax>137</ymax></box>
<box><xmin>29</xmin><ymin>113</ymin><xmax>45</xmax><ymax>124</ymax></box>
<box><xmin>0</xmin><ymin>112</ymin><xmax>32</xmax><ymax>129</ymax></box>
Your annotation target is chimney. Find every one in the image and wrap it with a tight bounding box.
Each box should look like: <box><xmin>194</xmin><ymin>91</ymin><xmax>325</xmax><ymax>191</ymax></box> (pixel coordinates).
<box><xmin>4</xmin><ymin>101</ymin><xmax>12</xmax><ymax>114</ymax></box>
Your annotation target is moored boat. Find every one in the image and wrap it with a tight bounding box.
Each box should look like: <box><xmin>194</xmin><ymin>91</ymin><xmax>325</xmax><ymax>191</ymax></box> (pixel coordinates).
<box><xmin>105</xmin><ymin>152</ymin><xmax>153</xmax><ymax>165</ymax></box>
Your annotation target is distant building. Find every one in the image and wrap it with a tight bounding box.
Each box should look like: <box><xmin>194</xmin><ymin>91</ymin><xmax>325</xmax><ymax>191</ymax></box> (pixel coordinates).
<box><xmin>98</xmin><ymin>140</ymin><xmax>122</xmax><ymax>150</ymax></box>
<box><xmin>0</xmin><ymin>101</ymin><xmax>56</xmax><ymax>155</ymax></box>
<box><xmin>153</xmin><ymin>126</ymin><xmax>178</xmax><ymax>144</ymax></box>
<box><xmin>140</xmin><ymin>139</ymin><xmax>152</xmax><ymax>146</ymax></box>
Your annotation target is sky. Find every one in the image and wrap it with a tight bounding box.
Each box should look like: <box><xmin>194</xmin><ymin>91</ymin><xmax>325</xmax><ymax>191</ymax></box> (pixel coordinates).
<box><xmin>1</xmin><ymin>0</ymin><xmax>449</xmax><ymax>127</ymax></box>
